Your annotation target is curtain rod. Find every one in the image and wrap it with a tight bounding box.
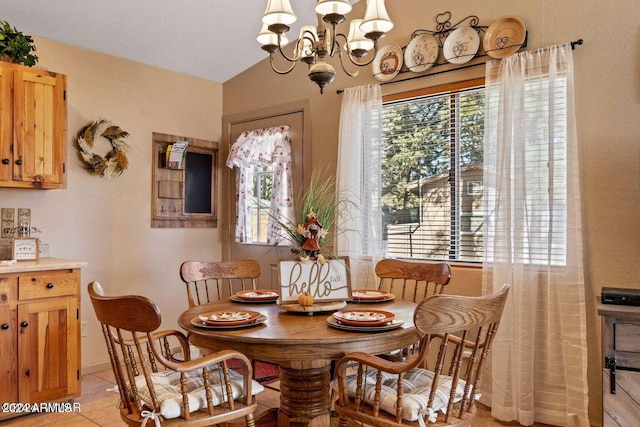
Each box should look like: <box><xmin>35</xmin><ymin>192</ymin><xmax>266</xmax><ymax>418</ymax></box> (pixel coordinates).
<box><xmin>336</xmin><ymin>39</ymin><xmax>584</xmax><ymax>94</ymax></box>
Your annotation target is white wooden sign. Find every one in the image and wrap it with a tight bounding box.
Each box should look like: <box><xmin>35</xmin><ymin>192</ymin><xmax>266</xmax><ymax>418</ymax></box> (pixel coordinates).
<box><xmin>278</xmin><ymin>258</ymin><xmax>351</xmax><ymax>303</ymax></box>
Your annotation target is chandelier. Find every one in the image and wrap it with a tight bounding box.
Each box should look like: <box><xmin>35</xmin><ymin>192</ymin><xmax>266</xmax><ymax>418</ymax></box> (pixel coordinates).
<box><xmin>257</xmin><ymin>0</ymin><xmax>393</xmax><ymax>94</ymax></box>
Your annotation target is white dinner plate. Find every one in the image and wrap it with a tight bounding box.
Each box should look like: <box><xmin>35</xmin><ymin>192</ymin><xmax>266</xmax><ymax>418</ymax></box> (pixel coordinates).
<box><xmin>230</xmin><ymin>295</ymin><xmax>278</xmax><ymax>304</ymax></box>
<box><xmin>372</xmin><ymin>43</ymin><xmax>403</xmax><ymax>82</ymax></box>
<box><xmin>333</xmin><ymin>309</ymin><xmax>395</xmax><ymax>327</ymax></box>
<box><xmin>191</xmin><ymin>314</ymin><xmax>267</xmax><ymax>329</ymax></box>
<box><xmin>351</xmin><ymin>289</ymin><xmax>389</xmax><ymax>301</ymax></box>
<box><xmin>326</xmin><ymin>316</ymin><xmax>404</xmax><ymax>332</ymax></box>
<box><xmin>234</xmin><ymin>289</ymin><xmax>279</xmax><ymax>301</ymax></box>
<box><xmin>404</xmin><ymin>33</ymin><xmax>439</xmax><ymax>73</ymax></box>
<box><xmin>349</xmin><ymin>293</ymin><xmax>395</xmax><ymax>303</ymax></box>
<box><xmin>443</xmin><ymin>26</ymin><xmax>480</xmax><ymax>64</ymax></box>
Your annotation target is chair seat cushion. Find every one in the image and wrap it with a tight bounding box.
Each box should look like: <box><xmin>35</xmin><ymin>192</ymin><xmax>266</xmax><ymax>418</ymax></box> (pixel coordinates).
<box><xmin>135</xmin><ymin>364</ymin><xmax>264</xmax><ymax>420</ymax></box>
<box><xmin>343</xmin><ymin>368</ymin><xmax>468</xmax><ymax>422</ymax></box>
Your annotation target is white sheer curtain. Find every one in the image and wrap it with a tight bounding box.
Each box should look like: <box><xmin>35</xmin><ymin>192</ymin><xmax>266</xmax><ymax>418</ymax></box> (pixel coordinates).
<box><xmin>226</xmin><ymin>126</ymin><xmax>294</xmax><ymax>244</ymax></box>
<box><xmin>482</xmin><ymin>44</ymin><xmax>589</xmax><ymax>426</ymax></box>
<box><xmin>336</xmin><ymin>84</ymin><xmax>383</xmax><ymax>286</ymax></box>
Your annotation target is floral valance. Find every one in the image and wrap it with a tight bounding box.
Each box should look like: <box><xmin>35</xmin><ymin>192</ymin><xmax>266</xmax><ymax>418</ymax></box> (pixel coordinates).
<box><xmin>226</xmin><ymin>126</ymin><xmax>291</xmax><ymax>169</ymax></box>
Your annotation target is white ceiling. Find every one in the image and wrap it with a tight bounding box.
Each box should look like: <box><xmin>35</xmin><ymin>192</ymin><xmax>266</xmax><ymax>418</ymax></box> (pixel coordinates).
<box><xmin>1</xmin><ymin>0</ymin><xmax>320</xmax><ymax>83</ymax></box>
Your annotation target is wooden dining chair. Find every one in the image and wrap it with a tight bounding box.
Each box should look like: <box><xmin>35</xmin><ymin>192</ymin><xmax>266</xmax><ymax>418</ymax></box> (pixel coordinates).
<box><xmin>334</xmin><ymin>284</ymin><xmax>510</xmax><ymax>427</ymax></box>
<box><xmin>374</xmin><ymin>259</ymin><xmax>452</xmax><ymax>361</ymax></box>
<box><xmin>375</xmin><ymin>258</ymin><xmax>452</xmax><ymax>302</ymax></box>
<box><xmin>179</xmin><ymin>259</ymin><xmax>280</xmax><ymax>384</ymax></box>
<box><xmin>88</xmin><ymin>282</ymin><xmax>262</xmax><ymax>427</ymax></box>
<box><xmin>179</xmin><ymin>259</ymin><xmax>262</xmax><ymax>307</ymax></box>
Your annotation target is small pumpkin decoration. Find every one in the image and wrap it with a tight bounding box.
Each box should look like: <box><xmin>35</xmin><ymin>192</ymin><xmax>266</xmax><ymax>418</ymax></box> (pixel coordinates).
<box><xmin>297</xmin><ymin>293</ymin><xmax>315</xmax><ymax>307</ymax></box>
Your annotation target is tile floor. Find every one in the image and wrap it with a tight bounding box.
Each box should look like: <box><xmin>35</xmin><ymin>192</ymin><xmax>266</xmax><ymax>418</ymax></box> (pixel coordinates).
<box><xmin>0</xmin><ymin>369</ymin><xmax>549</xmax><ymax>426</ymax></box>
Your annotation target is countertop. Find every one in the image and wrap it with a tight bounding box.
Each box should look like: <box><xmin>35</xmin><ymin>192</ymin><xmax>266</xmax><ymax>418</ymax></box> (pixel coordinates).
<box><xmin>0</xmin><ymin>257</ymin><xmax>87</xmax><ymax>273</ymax></box>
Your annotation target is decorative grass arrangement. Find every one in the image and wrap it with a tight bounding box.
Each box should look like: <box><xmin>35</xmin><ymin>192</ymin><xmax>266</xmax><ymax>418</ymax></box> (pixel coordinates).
<box><xmin>272</xmin><ymin>169</ymin><xmax>353</xmax><ymax>261</ymax></box>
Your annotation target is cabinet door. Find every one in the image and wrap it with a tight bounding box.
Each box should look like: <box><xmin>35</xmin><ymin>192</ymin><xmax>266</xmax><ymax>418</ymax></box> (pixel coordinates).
<box><xmin>17</xmin><ymin>297</ymin><xmax>78</xmax><ymax>402</ymax></box>
<box><xmin>0</xmin><ymin>63</ymin><xmax>12</xmax><ymax>182</ymax></box>
<box><xmin>0</xmin><ymin>304</ymin><xmax>17</xmax><ymax>404</ymax></box>
<box><xmin>12</xmin><ymin>67</ymin><xmax>67</xmax><ymax>187</ymax></box>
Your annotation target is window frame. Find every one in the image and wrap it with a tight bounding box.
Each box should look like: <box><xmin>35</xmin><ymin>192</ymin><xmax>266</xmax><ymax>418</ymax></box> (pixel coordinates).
<box><xmin>381</xmin><ymin>78</ymin><xmax>485</xmax><ymax>264</ymax></box>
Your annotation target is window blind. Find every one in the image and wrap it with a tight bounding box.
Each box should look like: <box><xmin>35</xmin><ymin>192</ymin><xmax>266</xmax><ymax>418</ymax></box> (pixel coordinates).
<box><xmin>381</xmin><ymin>85</ymin><xmax>485</xmax><ymax>262</ymax></box>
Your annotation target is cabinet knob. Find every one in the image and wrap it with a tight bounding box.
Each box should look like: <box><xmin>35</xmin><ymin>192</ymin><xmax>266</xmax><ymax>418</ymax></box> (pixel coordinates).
<box><xmin>20</xmin><ymin>321</ymin><xmax>29</xmax><ymax>328</ymax></box>
<box><xmin>15</xmin><ymin>158</ymin><xmax>22</xmax><ymax>165</ymax></box>
<box><xmin>46</xmin><ymin>283</ymin><xmax>54</xmax><ymax>289</ymax></box>
<box><xmin>1</xmin><ymin>323</ymin><xmax>9</xmax><ymax>330</ymax></box>
<box><xmin>1</xmin><ymin>158</ymin><xmax>9</xmax><ymax>165</ymax></box>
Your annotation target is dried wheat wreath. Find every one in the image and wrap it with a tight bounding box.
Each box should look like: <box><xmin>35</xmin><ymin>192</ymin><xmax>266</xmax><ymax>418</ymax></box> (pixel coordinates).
<box><xmin>75</xmin><ymin>119</ymin><xmax>130</xmax><ymax>177</ymax></box>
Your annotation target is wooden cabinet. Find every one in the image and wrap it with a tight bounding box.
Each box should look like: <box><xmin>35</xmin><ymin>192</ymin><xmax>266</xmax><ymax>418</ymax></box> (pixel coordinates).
<box><xmin>598</xmin><ymin>304</ymin><xmax>640</xmax><ymax>426</ymax></box>
<box><xmin>0</xmin><ymin>259</ymin><xmax>84</xmax><ymax>419</ymax></box>
<box><xmin>0</xmin><ymin>61</ymin><xmax>67</xmax><ymax>189</ymax></box>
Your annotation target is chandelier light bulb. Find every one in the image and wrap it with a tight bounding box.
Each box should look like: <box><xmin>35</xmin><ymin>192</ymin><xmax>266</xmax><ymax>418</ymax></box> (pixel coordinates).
<box><xmin>360</xmin><ymin>0</ymin><xmax>393</xmax><ymax>37</ymax></box>
<box><xmin>262</xmin><ymin>0</ymin><xmax>297</xmax><ymax>31</ymax></box>
<box><xmin>347</xmin><ymin>19</ymin><xmax>374</xmax><ymax>56</ymax></box>
<box><xmin>315</xmin><ymin>0</ymin><xmax>353</xmax><ymax>16</ymax></box>
<box><xmin>297</xmin><ymin>25</ymin><xmax>318</xmax><ymax>59</ymax></box>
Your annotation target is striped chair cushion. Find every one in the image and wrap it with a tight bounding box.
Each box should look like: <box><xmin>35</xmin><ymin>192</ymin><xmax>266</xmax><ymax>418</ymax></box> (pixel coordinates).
<box><xmin>343</xmin><ymin>368</ymin><xmax>467</xmax><ymax>422</ymax></box>
<box><xmin>135</xmin><ymin>365</ymin><xmax>264</xmax><ymax>419</ymax></box>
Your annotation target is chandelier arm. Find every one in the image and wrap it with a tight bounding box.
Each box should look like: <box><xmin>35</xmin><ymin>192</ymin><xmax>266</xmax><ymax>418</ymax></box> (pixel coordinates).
<box><xmin>336</xmin><ymin>49</ymin><xmax>360</xmax><ymax>78</ymax></box>
<box><xmin>328</xmin><ymin>23</ymin><xmax>338</xmax><ymax>57</ymax></box>
<box><xmin>335</xmin><ymin>34</ymin><xmax>378</xmax><ymax>67</ymax></box>
<box><xmin>269</xmin><ymin>54</ymin><xmax>297</xmax><ymax>75</ymax></box>
<box><xmin>275</xmin><ymin>34</ymin><xmax>303</xmax><ymax>63</ymax></box>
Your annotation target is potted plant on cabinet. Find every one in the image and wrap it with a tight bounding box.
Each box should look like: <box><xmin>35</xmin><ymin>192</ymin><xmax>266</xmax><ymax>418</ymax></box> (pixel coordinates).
<box><xmin>0</xmin><ymin>20</ymin><xmax>38</xmax><ymax>66</ymax></box>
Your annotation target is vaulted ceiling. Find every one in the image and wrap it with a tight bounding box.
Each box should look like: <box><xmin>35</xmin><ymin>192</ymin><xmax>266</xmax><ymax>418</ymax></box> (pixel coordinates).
<box><xmin>2</xmin><ymin>0</ymin><xmax>320</xmax><ymax>82</ymax></box>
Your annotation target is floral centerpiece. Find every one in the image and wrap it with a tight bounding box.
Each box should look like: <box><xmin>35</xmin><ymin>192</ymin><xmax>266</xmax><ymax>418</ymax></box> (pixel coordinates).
<box><xmin>272</xmin><ymin>170</ymin><xmax>351</xmax><ymax>264</ymax></box>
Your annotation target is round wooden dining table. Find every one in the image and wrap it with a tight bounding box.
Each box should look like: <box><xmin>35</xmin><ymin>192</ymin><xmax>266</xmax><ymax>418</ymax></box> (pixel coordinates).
<box><xmin>178</xmin><ymin>298</ymin><xmax>420</xmax><ymax>427</ymax></box>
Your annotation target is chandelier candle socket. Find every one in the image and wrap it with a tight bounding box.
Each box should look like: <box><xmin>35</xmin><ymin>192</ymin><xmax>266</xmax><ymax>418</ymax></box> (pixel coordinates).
<box><xmin>258</xmin><ymin>0</ymin><xmax>394</xmax><ymax>93</ymax></box>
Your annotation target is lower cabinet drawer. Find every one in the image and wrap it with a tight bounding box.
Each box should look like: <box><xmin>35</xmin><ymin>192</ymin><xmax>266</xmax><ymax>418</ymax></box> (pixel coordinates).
<box><xmin>18</xmin><ymin>271</ymin><xmax>78</xmax><ymax>300</ymax></box>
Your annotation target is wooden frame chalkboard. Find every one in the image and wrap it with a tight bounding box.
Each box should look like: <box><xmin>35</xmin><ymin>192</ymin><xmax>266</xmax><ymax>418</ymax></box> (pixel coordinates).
<box><xmin>151</xmin><ymin>132</ymin><xmax>218</xmax><ymax>228</ymax></box>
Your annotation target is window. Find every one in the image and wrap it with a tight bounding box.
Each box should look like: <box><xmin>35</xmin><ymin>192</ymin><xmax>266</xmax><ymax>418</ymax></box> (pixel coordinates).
<box><xmin>381</xmin><ymin>79</ymin><xmax>485</xmax><ymax>262</ymax></box>
<box><xmin>249</xmin><ymin>165</ymin><xmax>273</xmax><ymax>243</ymax></box>
<box><xmin>483</xmin><ymin>73</ymin><xmax>570</xmax><ymax>266</ymax></box>
<box><xmin>226</xmin><ymin>126</ymin><xmax>294</xmax><ymax>245</ymax></box>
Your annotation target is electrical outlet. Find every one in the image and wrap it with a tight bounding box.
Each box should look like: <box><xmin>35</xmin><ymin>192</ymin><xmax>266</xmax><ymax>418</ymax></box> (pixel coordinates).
<box><xmin>81</xmin><ymin>321</ymin><xmax>88</xmax><ymax>337</ymax></box>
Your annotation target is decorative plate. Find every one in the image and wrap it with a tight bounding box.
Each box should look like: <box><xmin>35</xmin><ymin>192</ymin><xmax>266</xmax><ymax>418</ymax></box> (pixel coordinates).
<box><xmin>277</xmin><ymin>300</ymin><xmax>347</xmax><ymax>316</ymax></box>
<box><xmin>333</xmin><ymin>309</ymin><xmax>395</xmax><ymax>327</ymax></box>
<box><xmin>404</xmin><ymin>33</ymin><xmax>439</xmax><ymax>73</ymax></box>
<box><xmin>351</xmin><ymin>289</ymin><xmax>390</xmax><ymax>301</ymax></box>
<box><xmin>326</xmin><ymin>315</ymin><xmax>404</xmax><ymax>332</ymax></box>
<box><xmin>443</xmin><ymin>26</ymin><xmax>480</xmax><ymax>64</ymax></box>
<box><xmin>198</xmin><ymin>310</ymin><xmax>261</xmax><ymax>326</ymax></box>
<box><xmin>350</xmin><ymin>294</ymin><xmax>395</xmax><ymax>303</ymax></box>
<box><xmin>234</xmin><ymin>289</ymin><xmax>279</xmax><ymax>301</ymax></box>
<box><xmin>483</xmin><ymin>16</ymin><xmax>526</xmax><ymax>58</ymax></box>
<box><xmin>230</xmin><ymin>295</ymin><xmax>278</xmax><ymax>304</ymax></box>
<box><xmin>372</xmin><ymin>43</ymin><xmax>404</xmax><ymax>82</ymax></box>
<box><xmin>191</xmin><ymin>314</ymin><xmax>267</xmax><ymax>329</ymax></box>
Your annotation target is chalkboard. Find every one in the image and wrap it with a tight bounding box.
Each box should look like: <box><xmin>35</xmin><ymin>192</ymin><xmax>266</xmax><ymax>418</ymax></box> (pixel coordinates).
<box><xmin>184</xmin><ymin>151</ymin><xmax>212</xmax><ymax>214</ymax></box>
<box><xmin>278</xmin><ymin>258</ymin><xmax>351</xmax><ymax>303</ymax></box>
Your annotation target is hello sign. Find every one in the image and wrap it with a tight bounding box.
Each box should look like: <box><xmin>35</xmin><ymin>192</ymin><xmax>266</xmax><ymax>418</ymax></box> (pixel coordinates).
<box><xmin>278</xmin><ymin>258</ymin><xmax>351</xmax><ymax>303</ymax></box>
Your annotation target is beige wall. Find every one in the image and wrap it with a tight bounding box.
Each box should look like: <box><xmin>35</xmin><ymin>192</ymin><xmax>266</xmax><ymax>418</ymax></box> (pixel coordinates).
<box><xmin>1</xmin><ymin>0</ymin><xmax>638</xmax><ymax>423</ymax></box>
<box><xmin>224</xmin><ymin>0</ymin><xmax>640</xmax><ymax>424</ymax></box>
<box><xmin>0</xmin><ymin>38</ymin><xmax>224</xmax><ymax>369</ymax></box>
